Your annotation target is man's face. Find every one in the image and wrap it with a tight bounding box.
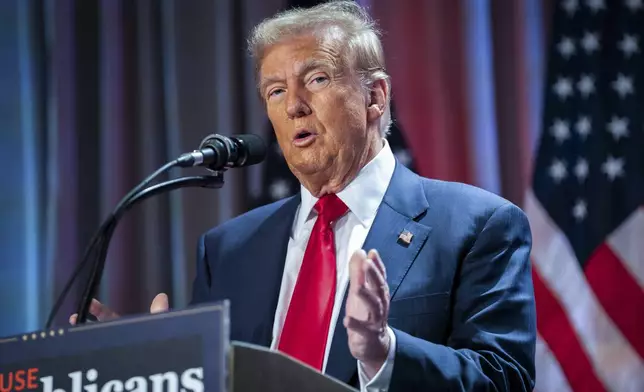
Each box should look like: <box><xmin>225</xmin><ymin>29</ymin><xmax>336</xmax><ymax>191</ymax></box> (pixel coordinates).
<box><xmin>259</xmin><ymin>34</ymin><xmax>376</xmax><ymax>182</ymax></box>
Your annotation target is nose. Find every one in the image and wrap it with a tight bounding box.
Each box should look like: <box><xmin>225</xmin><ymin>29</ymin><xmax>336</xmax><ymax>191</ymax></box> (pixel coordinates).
<box><xmin>285</xmin><ymin>89</ymin><xmax>311</xmax><ymax>119</ymax></box>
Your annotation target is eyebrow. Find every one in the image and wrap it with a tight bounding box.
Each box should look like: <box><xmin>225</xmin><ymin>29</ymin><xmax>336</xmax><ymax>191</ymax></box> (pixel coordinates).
<box><xmin>259</xmin><ymin>58</ymin><xmax>335</xmax><ymax>94</ymax></box>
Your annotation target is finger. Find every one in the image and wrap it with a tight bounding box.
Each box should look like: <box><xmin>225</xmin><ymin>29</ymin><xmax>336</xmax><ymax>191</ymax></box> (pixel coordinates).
<box><xmin>69</xmin><ymin>313</ymin><xmax>97</xmax><ymax>325</ymax></box>
<box><xmin>349</xmin><ymin>249</ymin><xmax>368</xmax><ymax>291</ymax></box>
<box><xmin>150</xmin><ymin>293</ymin><xmax>170</xmax><ymax>314</ymax></box>
<box><xmin>364</xmin><ymin>257</ymin><xmax>386</xmax><ymax>290</ymax></box>
<box><xmin>356</xmin><ymin>285</ymin><xmax>384</xmax><ymax>319</ymax></box>
<box><xmin>343</xmin><ymin>315</ymin><xmax>385</xmax><ymax>334</ymax></box>
<box><xmin>364</xmin><ymin>259</ymin><xmax>388</xmax><ymax>312</ymax></box>
<box><xmin>69</xmin><ymin>313</ymin><xmax>98</xmax><ymax>325</ymax></box>
<box><xmin>88</xmin><ymin>298</ymin><xmax>105</xmax><ymax>319</ymax></box>
<box><xmin>89</xmin><ymin>298</ymin><xmax>118</xmax><ymax>321</ymax></box>
<box><xmin>367</xmin><ymin>249</ymin><xmax>387</xmax><ymax>280</ymax></box>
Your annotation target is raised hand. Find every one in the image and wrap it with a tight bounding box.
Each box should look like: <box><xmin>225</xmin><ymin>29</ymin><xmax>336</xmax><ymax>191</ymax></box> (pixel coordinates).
<box><xmin>343</xmin><ymin>249</ymin><xmax>391</xmax><ymax>378</ymax></box>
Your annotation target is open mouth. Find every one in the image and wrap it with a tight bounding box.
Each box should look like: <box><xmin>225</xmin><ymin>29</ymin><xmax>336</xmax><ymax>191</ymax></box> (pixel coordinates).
<box><xmin>294</xmin><ymin>130</ymin><xmax>314</xmax><ymax>140</ymax></box>
<box><xmin>292</xmin><ymin>129</ymin><xmax>317</xmax><ymax>147</ymax></box>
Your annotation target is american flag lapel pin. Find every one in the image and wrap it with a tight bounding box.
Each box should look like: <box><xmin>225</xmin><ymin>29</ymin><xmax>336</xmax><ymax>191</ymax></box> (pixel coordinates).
<box><xmin>398</xmin><ymin>230</ymin><xmax>413</xmax><ymax>245</ymax></box>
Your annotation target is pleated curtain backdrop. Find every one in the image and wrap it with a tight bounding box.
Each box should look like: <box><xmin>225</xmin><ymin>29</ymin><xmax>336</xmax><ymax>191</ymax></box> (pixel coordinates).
<box><xmin>1</xmin><ymin>0</ymin><xmax>551</xmax><ymax>340</ymax></box>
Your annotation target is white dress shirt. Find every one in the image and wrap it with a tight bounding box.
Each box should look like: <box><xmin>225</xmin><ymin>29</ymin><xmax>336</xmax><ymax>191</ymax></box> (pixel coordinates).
<box><xmin>270</xmin><ymin>139</ymin><xmax>397</xmax><ymax>392</ymax></box>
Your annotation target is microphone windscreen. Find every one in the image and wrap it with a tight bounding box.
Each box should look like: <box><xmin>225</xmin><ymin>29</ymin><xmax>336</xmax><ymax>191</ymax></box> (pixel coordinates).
<box><xmin>235</xmin><ymin>134</ymin><xmax>267</xmax><ymax>166</ymax></box>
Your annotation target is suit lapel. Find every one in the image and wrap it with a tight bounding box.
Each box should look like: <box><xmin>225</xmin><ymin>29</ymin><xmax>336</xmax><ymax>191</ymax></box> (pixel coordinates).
<box><xmin>325</xmin><ymin>163</ymin><xmax>432</xmax><ymax>383</ymax></box>
<box><xmin>233</xmin><ymin>195</ymin><xmax>300</xmax><ymax>347</ymax></box>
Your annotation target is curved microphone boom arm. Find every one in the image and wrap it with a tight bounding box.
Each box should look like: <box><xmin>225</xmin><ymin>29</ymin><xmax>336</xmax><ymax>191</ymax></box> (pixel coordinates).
<box><xmin>45</xmin><ymin>173</ymin><xmax>224</xmax><ymax>328</ymax></box>
<box><xmin>45</xmin><ymin>132</ymin><xmax>267</xmax><ymax>328</ymax></box>
<box><xmin>74</xmin><ymin>173</ymin><xmax>225</xmax><ymax>324</ymax></box>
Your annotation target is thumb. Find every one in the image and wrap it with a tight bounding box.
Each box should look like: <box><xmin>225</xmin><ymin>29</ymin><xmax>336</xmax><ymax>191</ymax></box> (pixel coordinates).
<box><xmin>150</xmin><ymin>293</ymin><xmax>169</xmax><ymax>314</ymax></box>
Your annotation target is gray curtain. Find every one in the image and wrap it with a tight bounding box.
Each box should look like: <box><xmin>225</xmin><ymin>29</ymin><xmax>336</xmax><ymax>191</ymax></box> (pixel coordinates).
<box><xmin>0</xmin><ymin>0</ymin><xmax>285</xmax><ymax>336</ymax></box>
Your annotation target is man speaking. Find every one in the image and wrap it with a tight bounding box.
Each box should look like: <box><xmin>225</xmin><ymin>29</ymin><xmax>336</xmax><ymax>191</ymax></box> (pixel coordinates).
<box><xmin>72</xmin><ymin>1</ymin><xmax>536</xmax><ymax>390</ymax></box>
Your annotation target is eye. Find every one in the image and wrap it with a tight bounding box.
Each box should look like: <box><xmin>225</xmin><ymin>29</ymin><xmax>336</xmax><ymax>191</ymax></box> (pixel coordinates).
<box><xmin>310</xmin><ymin>75</ymin><xmax>328</xmax><ymax>84</ymax></box>
<box><xmin>267</xmin><ymin>88</ymin><xmax>284</xmax><ymax>99</ymax></box>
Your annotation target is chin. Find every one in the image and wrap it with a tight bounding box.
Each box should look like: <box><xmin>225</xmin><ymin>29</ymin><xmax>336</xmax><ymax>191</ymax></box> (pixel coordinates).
<box><xmin>287</xmin><ymin>156</ymin><xmax>328</xmax><ymax>176</ymax></box>
<box><xmin>290</xmin><ymin>161</ymin><xmax>323</xmax><ymax>176</ymax></box>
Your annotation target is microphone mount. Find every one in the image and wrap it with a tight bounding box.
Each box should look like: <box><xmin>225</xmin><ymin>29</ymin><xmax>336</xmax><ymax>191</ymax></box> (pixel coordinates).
<box><xmin>177</xmin><ymin>134</ymin><xmax>265</xmax><ymax>171</ymax></box>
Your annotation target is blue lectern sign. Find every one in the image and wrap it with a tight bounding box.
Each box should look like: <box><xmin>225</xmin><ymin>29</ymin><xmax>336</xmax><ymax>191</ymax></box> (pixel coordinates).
<box><xmin>0</xmin><ymin>302</ymin><xmax>229</xmax><ymax>392</ymax></box>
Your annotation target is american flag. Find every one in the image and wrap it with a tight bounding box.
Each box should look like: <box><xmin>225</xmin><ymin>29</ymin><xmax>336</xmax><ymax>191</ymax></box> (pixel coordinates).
<box><xmin>525</xmin><ymin>0</ymin><xmax>644</xmax><ymax>391</ymax></box>
<box><xmin>254</xmin><ymin>103</ymin><xmax>416</xmax><ymax>207</ymax></box>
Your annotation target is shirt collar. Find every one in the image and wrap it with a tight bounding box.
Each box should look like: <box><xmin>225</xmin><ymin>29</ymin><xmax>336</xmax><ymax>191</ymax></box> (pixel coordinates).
<box><xmin>293</xmin><ymin>139</ymin><xmax>396</xmax><ymax>237</ymax></box>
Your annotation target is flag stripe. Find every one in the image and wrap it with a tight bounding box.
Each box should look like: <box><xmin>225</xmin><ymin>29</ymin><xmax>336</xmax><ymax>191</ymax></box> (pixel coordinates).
<box><xmin>532</xmin><ymin>266</ymin><xmax>606</xmax><ymax>392</ymax></box>
<box><xmin>526</xmin><ymin>190</ymin><xmax>644</xmax><ymax>391</ymax></box>
<box><xmin>585</xmin><ymin>242</ymin><xmax>644</xmax><ymax>361</ymax></box>
<box><xmin>533</xmin><ymin>334</ymin><xmax>573</xmax><ymax>392</ymax></box>
<box><xmin>607</xmin><ymin>207</ymin><xmax>644</xmax><ymax>290</ymax></box>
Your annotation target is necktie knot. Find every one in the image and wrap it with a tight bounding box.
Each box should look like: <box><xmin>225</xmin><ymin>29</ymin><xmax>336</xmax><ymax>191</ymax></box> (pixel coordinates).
<box><xmin>314</xmin><ymin>194</ymin><xmax>348</xmax><ymax>224</ymax></box>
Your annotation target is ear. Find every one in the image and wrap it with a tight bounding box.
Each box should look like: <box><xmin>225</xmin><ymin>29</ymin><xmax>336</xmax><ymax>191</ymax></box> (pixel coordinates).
<box><xmin>366</xmin><ymin>78</ymin><xmax>388</xmax><ymax>123</ymax></box>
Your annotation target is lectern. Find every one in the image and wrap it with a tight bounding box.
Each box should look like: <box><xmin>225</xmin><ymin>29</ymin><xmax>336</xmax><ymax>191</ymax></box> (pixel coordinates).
<box><xmin>0</xmin><ymin>302</ymin><xmax>357</xmax><ymax>391</ymax></box>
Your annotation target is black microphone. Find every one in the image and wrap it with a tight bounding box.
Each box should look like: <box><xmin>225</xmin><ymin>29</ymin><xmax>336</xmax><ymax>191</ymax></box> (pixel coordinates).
<box><xmin>177</xmin><ymin>134</ymin><xmax>267</xmax><ymax>171</ymax></box>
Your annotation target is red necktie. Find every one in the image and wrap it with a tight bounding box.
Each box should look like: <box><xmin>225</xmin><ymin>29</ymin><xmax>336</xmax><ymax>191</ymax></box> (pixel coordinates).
<box><xmin>278</xmin><ymin>193</ymin><xmax>348</xmax><ymax>370</ymax></box>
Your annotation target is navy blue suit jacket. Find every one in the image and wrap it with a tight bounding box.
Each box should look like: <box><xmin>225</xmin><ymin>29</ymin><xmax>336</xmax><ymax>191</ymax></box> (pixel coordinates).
<box><xmin>190</xmin><ymin>162</ymin><xmax>536</xmax><ymax>391</ymax></box>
